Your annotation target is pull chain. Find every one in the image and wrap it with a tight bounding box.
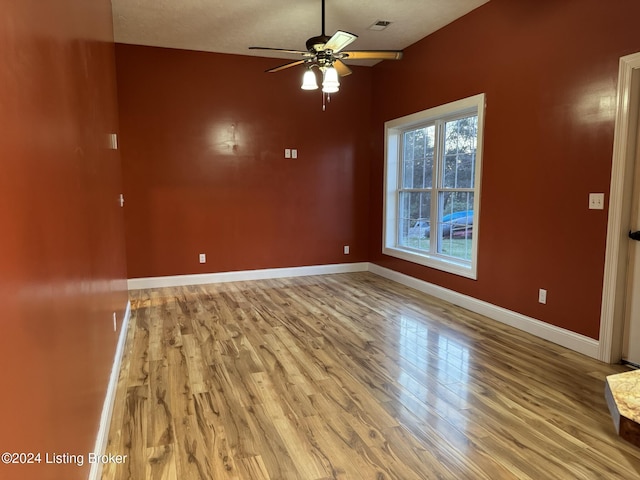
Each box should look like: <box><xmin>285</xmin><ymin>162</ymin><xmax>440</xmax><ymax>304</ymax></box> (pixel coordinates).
<box><xmin>322</xmin><ymin>92</ymin><xmax>331</xmax><ymax>111</ymax></box>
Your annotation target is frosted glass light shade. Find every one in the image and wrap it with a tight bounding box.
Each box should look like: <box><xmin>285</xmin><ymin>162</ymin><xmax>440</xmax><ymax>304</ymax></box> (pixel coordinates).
<box><xmin>322</xmin><ymin>66</ymin><xmax>340</xmax><ymax>93</ymax></box>
<box><xmin>301</xmin><ymin>69</ymin><xmax>318</xmax><ymax>90</ymax></box>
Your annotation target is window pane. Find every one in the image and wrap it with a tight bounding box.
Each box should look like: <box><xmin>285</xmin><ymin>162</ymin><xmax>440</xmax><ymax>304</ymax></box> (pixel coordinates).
<box><xmin>384</xmin><ymin>94</ymin><xmax>484</xmax><ymax>278</ymax></box>
<box><xmin>437</xmin><ymin>191</ymin><xmax>474</xmax><ymax>261</ymax></box>
<box><xmin>402</xmin><ymin>126</ymin><xmax>434</xmax><ymax>189</ymax></box>
<box><xmin>443</xmin><ymin>116</ymin><xmax>477</xmax><ymax>189</ymax></box>
<box><xmin>398</xmin><ymin>191</ymin><xmax>431</xmax><ymax>251</ymax></box>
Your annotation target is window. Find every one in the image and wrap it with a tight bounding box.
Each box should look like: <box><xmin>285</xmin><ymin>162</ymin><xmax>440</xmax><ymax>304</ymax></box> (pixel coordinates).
<box><xmin>383</xmin><ymin>94</ymin><xmax>485</xmax><ymax>279</ymax></box>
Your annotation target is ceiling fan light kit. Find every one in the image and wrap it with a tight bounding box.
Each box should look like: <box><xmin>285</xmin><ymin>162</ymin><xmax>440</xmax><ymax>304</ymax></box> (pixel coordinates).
<box><xmin>320</xmin><ymin>66</ymin><xmax>339</xmax><ymax>93</ymax></box>
<box><xmin>301</xmin><ymin>68</ymin><xmax>319</xmax><ymax>90</ymax></box>
<box><xmin>249</xmin><ymin>0</ymin><xmax>402</xmax><ymax>110</ymax></box>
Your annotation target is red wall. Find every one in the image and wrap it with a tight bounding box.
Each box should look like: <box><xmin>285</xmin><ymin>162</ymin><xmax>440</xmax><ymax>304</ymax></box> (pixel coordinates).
<box><xmin>369</xmin><ymin>0</ymin><xmax>640</xmax><ymax>339</ymax></box>
<box><xmin>3</xmin><ymin>2</ymin><xmax>637</xmax><ymax>477</ymax></box>
<box><xmin>116</xmin><ymin>1</ymin><xmax>640</xmax><ymax>340</ymax></box>
<box><xmin>116</xmin><ymin>45</ymin><xmax>372</xmax><ymax>278</ymax></box>
<box><xmin>0</xmin><ymin>1</ymin><xmax>128</xmax><ymax>479</ymax></box>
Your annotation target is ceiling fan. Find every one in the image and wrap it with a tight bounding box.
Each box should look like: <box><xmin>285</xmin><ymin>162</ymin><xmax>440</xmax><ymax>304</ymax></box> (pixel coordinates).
<box><xmin>249</xmin><ymin>0</ymin><xmax>403</xmax><ymax>103</ymax></box>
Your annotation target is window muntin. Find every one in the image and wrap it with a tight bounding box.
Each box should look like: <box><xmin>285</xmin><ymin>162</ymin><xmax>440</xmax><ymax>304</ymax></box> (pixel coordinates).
<box><xmin>383</xmin><ymin>94</ymin><xmax>485</xmax><ymax>279</ymax></box>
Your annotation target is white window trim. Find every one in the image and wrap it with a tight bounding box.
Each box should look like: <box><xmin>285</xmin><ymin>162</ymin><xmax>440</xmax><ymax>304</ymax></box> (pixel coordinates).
<box><xmin>383</xmin><ymin>93</ymin><xmax>486</xmax><ymax>280</ymax></box>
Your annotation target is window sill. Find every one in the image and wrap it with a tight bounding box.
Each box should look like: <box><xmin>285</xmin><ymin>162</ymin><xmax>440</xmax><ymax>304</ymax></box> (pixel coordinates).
<box><xmin>382</xmin><ymin>245</ymin><xmax>477</xmax><ymax>280</ymax></box>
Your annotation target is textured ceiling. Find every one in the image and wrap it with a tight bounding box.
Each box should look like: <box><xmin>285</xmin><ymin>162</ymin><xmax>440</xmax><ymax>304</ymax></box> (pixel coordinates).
<box><xmin>112</xmin><ymin>0</ymin><xmax>489</xmax><ymax>66</ymax></box>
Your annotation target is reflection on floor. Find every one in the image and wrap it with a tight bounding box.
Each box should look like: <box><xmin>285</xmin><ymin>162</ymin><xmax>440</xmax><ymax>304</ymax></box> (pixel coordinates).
<box><xmin>103</xmin><ymin>272</ymin><xmax>640</xmax><ymax>479</ymax></box>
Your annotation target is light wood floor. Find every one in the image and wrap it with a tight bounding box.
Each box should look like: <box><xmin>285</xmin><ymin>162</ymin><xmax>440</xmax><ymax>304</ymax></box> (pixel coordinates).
<box><xmin>102</xmin><ymin>272</ymin><xmax>640</xmax><ymax>479</ymax></box>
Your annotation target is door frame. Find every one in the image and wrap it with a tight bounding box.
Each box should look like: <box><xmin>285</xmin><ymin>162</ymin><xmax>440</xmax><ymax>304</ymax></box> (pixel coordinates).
<box><xmin>599</xmin><ymin>52</ymin><xmax>640</xmax><ymax>363</ymax></box>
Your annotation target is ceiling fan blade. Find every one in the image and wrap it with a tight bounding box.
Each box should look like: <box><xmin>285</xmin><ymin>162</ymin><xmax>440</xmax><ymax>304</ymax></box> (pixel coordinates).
<box><xmin>334</xmin><ymin>60</ymin><xmax>352</xmax><ymax>77</ymax></box>
<box><xmin>265</xmin><ymin>59</ymin><xmax>307</xmax><ymax>73</ymax></box>
<box><xmin>324</xmin><ymin>30</ymin><xmax>357</xmax><ymax>53</ymax></box>
<box><xmin>249</xmin><ymin>46</ymin><xmax>311</xmax><ymax>56</ymax></box>
<box><xmin>341</xmin><ymin>50</ymin><xmax>403</xmax><ymax>60</ymax></box>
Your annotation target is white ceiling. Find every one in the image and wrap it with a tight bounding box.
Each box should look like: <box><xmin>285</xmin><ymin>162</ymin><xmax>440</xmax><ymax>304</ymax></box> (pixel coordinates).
<box><xmin>112</xmin><ymin>0</ymin><xmax>489</xmax><ymax>66</ymax></box>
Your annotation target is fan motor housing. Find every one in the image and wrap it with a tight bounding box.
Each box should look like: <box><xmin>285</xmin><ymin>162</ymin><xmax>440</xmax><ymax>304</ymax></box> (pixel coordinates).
<box><xmin>306</xmin><ymin>35</ymin><xmax>331</xmax><ymax>52</ymax></box>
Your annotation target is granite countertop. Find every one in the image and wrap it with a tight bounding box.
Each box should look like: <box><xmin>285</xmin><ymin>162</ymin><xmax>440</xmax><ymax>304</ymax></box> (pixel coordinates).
<box><xmin>607</xmin><ymin>369</ymin><xmax>640</xmax><ymax>424</ymax></box>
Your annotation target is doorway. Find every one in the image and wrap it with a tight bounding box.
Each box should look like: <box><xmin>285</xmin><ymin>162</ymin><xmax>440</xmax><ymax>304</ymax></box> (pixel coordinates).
<box><xmin>599</xmin><ymin>52</ymin><xmax>640</xmax><ymax>364</ymax></box>
<box><xmin>622</xmin><ymin>108</ymin><xmax>640</xmax><ymax>366</ymax></box>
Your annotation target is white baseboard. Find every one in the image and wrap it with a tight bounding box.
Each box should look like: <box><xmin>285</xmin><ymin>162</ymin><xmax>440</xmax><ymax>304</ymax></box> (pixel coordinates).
<box><xmin>126</xmin><ymin>261</ymin><xmax>599</xmax><ymax>360</ymax></box>
<box><xmin>368</xmin><ymin>264</ymin><xmax>600</xmax><ymax>359</ymax></box>
<box><xmin>127</xmin><ymin>262</ymin><xmax>370</xmax><ymax>290</ymax></box>
<box><xmin>89</xmin><ymin>300</ymin><xmax>132</xmax><ymax>480</ymax></box>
